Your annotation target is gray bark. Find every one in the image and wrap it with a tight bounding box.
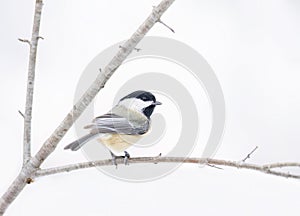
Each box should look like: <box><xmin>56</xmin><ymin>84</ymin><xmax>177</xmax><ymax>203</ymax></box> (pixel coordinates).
<box><xmin>23</xmin><ymin>0</ymin><xmax>43</xmax><ymax>165</ymax></box>
<box><xmin>34</xmin><ymin>157</ymin><xmax>300</xmax><ymax>179</ymax></box>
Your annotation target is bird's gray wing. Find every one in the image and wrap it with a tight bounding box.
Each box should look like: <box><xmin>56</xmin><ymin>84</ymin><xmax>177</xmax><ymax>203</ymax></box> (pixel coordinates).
<box><xmin>84</xmin><ymin>113</ymin><xmax>148</xmax><ymax>135</ymax></box>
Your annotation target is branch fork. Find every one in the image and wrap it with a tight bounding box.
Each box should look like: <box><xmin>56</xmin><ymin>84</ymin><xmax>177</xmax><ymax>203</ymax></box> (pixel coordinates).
<box><xmin>33</xmin><ymin>156</ymin><xmax>300</xmax><ymax>179</ymax></box>
<box><xmin>0</xmin><ymin>1</ymin><xmax>176</xmax><ymax>214</ymax></box>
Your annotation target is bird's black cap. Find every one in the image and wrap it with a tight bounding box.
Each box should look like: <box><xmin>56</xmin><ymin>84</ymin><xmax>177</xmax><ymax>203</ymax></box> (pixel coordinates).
<box><xmin>120</xmin><ymin>90</ymin><xmax>157</xmax><ymax>103</ymax></box>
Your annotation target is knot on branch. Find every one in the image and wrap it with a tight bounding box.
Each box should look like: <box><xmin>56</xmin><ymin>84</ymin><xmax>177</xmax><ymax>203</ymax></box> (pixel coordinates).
<box><xmin>26</xmin><ymin>178</ymin><xmax>34</xmax><ymax>184</ymax></box>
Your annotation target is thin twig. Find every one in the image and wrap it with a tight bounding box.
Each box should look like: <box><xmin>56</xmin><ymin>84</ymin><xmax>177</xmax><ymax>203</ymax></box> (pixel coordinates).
<box><xmin>158</xmin><ymin>19</ymin><xmax>175</xmax><ymax>33</ymax></box>
<box><xmin>263</xmin><ymin>162</ymin><xmax>300</xmax><ymax>169</ymax></box>
<box><xmin>134</xmin><ymin>47</ymin><xmax>142</xmax><ymax>52</ymax></box>
<box><xmin>18</xmin><ymin>110</ymin><xmax>25</xmax><ymax>119</ymax></box>
<box><xmin>0</xmin><ymin>1</ymin><xmax>176</xmax><ymax>214</ymax></box>
<box><xmin>207</xmin><ymin>163</ymin><xmax>224</xmax><ymax>170</ymax></box>
<box><xmin>18</xmin><ymin>38</ymin><xmax>31</xmax><ymax>46</ymax></box>
<box><xmin>242</xmin><ymin>146</ymin><xmax>258</xmax><ymax>162</ymax></box>
<box><xmin>34</xmin><ymin>157</ymin><xmax>300</xmax><ymax>179</ymax></box>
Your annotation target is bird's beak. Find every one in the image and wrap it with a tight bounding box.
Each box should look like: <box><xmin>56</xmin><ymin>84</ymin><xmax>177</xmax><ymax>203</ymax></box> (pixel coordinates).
<box><xmin>152</xmin><ymin>101</ymin><xmax>162</xmax><ymax>105</ymax></box>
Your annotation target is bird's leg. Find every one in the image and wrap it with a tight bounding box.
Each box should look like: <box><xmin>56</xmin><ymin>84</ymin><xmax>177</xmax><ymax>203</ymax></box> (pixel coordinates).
<box><xmin>123</xmin><ymin>151</ymin><xmax>130</xmax><ymax>165</ymax></box>
<box><xmin>110</xmin><ymin>151</ymin><xmax>118</xmax><ymax>168</ymax></box>
<box><xmin>109</xmin><ymin>151</ymin><xmax>130</xmax><ymax>167</ymax></box>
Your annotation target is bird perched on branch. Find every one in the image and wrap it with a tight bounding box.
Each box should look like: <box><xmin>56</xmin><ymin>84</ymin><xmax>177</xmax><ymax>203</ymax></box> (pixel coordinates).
<box><xmin>64</xmin><ymin>90</ymin><xmax>162</xmax><ymax>165</ymax></box>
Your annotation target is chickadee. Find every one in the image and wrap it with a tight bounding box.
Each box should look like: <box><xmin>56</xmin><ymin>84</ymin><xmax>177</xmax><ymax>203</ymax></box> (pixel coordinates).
<box><xmin>64</xmin><ymin>90</ymin><xmax>162</xmax><ymax>165</ymax></box>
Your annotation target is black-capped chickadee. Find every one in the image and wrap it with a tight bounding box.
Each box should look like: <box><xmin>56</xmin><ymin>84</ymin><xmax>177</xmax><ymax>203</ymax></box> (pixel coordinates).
<box><xmin>64</xmin><ymin>90</ymin><xmax>162</xmax><ymax>165</ymax></box>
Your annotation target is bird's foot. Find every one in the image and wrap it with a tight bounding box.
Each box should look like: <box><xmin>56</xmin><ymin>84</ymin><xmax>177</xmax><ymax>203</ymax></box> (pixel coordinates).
<box><xmin>110</xmin><ymin>151</ymin><xmax>130</xmax><ymax>167</ymax></box>
<box><xmin>110</xmin><ymin>151</ymin><xmax>118</xmax><ymax>168</ymax></box>
<box><xmin>123</xmin><ymin>151</ymin><xmax>130</xmax><ymax>165</ymax></box>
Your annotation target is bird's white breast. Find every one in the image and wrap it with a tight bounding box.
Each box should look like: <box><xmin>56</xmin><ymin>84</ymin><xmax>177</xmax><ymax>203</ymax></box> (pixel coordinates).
<box><xmin>98</xmin><ymin>133</ymin><xmax>141</xmax><ymax>154</ymax></box>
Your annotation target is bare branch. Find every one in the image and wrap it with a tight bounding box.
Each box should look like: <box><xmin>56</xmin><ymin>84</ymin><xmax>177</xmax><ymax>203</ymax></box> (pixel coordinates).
<box><xmin>22</xmin><ymin>0</ymin><xmax>44</xmax><ymax>166</ymax></box>
<box><xmin>0</xmin><ymin>1</ymin><xmax>176</xmax><ymax>214</ymax></box>
<box><xmin>242</xmin><ymin>146</ymin><xmax>258</xmax><ymax>162</ymax></box>
<box><xmin>34</xmin><ymin>157</ymin><xmax>300</xmax><ymax>179</ymax></box>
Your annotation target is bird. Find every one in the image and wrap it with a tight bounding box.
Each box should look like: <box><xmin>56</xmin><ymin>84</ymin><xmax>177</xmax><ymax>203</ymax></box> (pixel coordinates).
<box><xmin>64</xmin><ymin>90</ymin><xmax>162</xmax><ymax>165</ymax></box>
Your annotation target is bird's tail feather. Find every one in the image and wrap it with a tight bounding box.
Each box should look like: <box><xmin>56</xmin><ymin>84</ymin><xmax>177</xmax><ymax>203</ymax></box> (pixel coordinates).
<box><xmin>64</xmin><ymin>133</ymin><xmax>98</xmax><ymax>151</ymax></box>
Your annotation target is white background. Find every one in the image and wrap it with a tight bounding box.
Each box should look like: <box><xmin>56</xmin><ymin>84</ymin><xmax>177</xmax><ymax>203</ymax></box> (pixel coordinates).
<box><xmin>1</xmin><ymin>0</ymin><xmax>300</xmax><ymax>215</ymax></box>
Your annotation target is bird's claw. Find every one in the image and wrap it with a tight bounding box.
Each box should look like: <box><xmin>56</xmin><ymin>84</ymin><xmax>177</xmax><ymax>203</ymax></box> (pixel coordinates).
<box><xmin>124</xmin><ymin>151</ymin><xmax>130</xmax><ymax>165</ymax></box>
<box><xmin>110</xmin><ymin>151</ymin><xmax>118</xmax><ymax>168</ymax></box>
<box><xmin>110</xmin><ymin>151</ymin><xmax>130</xmax><ymax>167</ymax></box>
